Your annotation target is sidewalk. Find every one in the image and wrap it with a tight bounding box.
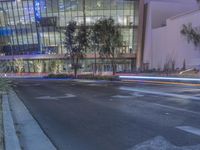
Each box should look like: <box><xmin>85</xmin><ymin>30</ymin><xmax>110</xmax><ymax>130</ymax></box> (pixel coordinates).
<box><xmin>0</xmin><ymin>94</ymin><xmax>4</xmax><ymax>150</ymax></box>
<box><xmin>2</xmin><ymin>90</ymin><xmax>56</xmax><ymax>150</ymax></box>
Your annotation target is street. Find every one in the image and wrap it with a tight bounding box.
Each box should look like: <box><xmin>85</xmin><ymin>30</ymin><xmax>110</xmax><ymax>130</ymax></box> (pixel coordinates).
<box><xmin>12</xmin><ymin>79</ymin><xmax>200</xmax><ymax>150</ymax></box>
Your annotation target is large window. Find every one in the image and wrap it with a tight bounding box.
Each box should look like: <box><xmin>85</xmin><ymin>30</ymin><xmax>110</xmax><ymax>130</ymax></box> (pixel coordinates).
<box><xmin>0</xmin><ymin>0</ymin><xmax>139</xmax><ymax>55</ymax></box>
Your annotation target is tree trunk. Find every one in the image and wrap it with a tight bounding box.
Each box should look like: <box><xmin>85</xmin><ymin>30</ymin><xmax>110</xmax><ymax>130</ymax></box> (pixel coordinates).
<box><xmin>112</xmin><ymin>64</ymin><xmax>116</xmax><ymax>75</ymax></box>
<box><xmin>83</xmin><ymin>0</ymin><xmax>86</xmax><ymax>26</ymax></box>
<box><xmin>27</xmin><ymin>60</ymin><xmax>31</xmax><ymax>73</ymax></box>
<box><xmin>111</xmin><ymin>52</ymin><xmax>116</xmax><ymax>75</ymax></box>
<box><xmin>74</xmin><ymin>67</ymin><xmax>77</xmax><ymax>78</ymax></box>
<box><xmin>74</xmin><ymin>57</ymin><xmax>79</xmax><ymax>78</ymax></box>
<box><xmin>94</xmin><ymin>48</ymin><xmax>97</xmax><ymax>75</ymax></box>
<box><xmin>111</xmin><ymin>58</ymin><xmax>116</xmax><ymax>75</ymax></box>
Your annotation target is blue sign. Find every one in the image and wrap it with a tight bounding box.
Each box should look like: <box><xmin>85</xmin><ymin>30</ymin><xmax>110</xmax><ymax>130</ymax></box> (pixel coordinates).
<box><xmin>34</xmin><ymin>0</ymin><xmax>41</xmax><ymax>23</ymax></box>
<box><xmin>33</xmin><ymin>0</ymin><xmax>46</xmax><ymax>23</ymax></box>
<box><xmin>0</xmin><ymin>28</ymin><xmax>12</xmax><ymax>36</ymax></box>
<box><xmin>0</xmin><ymin>0</ymin><xmax>15</xmax><ymax>2</ymax></box>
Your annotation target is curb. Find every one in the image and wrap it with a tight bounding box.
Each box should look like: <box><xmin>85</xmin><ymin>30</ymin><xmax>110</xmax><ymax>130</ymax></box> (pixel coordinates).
<box><xmin>8</xmin><ymin>90</ymin><xmax>56</xmax><ymax>150</ymax></box>
<box><xmin>2</xmin><ymin>94</ymin><xmax>21</xmax><ymax>150</ymax></box>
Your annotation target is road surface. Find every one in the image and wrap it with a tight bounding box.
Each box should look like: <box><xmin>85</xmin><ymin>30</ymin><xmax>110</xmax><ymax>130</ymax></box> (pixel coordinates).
<box><xmin>12</xmin><ymin>79</ymin><xmax>200</xmax><ymax>150</ymax></box>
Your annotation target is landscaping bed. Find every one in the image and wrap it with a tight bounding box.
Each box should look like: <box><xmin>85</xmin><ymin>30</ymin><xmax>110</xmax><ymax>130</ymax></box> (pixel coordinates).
<box><xmin>45</xmin><ymin>74</ymin><xmax>120</xmax><ymax>81</ymax></box>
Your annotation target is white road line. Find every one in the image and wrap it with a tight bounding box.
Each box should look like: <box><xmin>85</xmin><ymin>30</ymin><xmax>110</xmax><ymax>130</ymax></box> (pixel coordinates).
<box><xmin>112</xmin><ymin>93</ymin><xmax>144</xmax><ymax>98</ymax></box>
<box><xmin>129</xmin><ymin>136</ymin><xmax>200</xmax><ymax>150</ymax></box>
<box><xmin>120</xmin><ymin>87</ymin><xmax>200</xmax><ymax>101</ymax></box>
<box><xmin>36</xmin><ymin>94</ymin><xmax>76</xmax><ymax>100</ymax></box>
<box><xmin>152</xmin><ymin>103</ymin><xmax>200</xmax><ymax>115</ymax></box>
<box><xmin>178</xmin><ymin>89</ymin><xmax>200</xmax><ymax>92</ymax></box>
<box><xmin>112</xmin><ymin>95</ymin><xmax>132</xmax><ymax>98</ymax></box>
<box><xmin>176</xmin><ymin>126</ymin><xmax>200</xmax><ymax>137</ymax></box>
<box><xmin>36</xmin><ymin>96</ymin><xmax>57</xmax><ymax>100</ymax></box>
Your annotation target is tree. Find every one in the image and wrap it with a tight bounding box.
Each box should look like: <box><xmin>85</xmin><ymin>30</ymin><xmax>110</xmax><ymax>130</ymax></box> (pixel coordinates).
<box><xmin>34</xmin><ymin>60</ymin><xmax>43</xmax><ymax>73</ymax></box>
<box><xmin>14</xmin><ymin>59</ymin><xmax>24</xmax><ymax>73</ymax></box>
<box><xmin>49</xmin><ymin>60</ymin><xmax>63</xmax><ymax>73</ymax></box>
<box><xmin>64</xmin><ymin>21</ymin><xmax>89</xmax><ymax>78</ymax></box>
<box><xmin>90</xmin><ymin>21</ymin><xmax>102</xmax><ymax>74</ymax></box>
<box><xmin>181</xmin><ymin>23</ymin><xmax>200</xmax><ymax>47</ymax></box>
<box><xmin>49</xmin><ymin>60</ymin><xmax>57</xmax><ymax>73</ymax></box>
<box><xmin>92</xmin><ymin>18</ymin><xmax>123</xmax><ymax>75</ymax></box>
<box><xmin>77</xmin><ymin>24</ymin><xmax>90</xmax><ymax>52</ymax></box>
<box><xmin>82</xmin><ymin>0</ymin><xmax>86</xmax><ymax>26</ymax></box>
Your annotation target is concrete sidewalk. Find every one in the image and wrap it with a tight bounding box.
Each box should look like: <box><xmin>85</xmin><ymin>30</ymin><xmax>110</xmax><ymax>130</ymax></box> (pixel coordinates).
<box><xmin>0</xmin><ymin>95</ymin><xmax>4</xmax><ymax>150</ymax></box>
<box><xmin>2</xmin><ymin>90</ymin><xmax>56</xmax><ymax>150</ymax></box>
<box><xmin>2</xmin><ymin>94</ymin><xmax>21</xmax><ymax>150</ymax></box>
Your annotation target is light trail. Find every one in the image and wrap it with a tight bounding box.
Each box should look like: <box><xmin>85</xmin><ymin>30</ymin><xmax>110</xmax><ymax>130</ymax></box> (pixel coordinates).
<box><xmin>119</xmin><ymin>76</ymin><xmax>200</xmax><ymax>82</ymax></box>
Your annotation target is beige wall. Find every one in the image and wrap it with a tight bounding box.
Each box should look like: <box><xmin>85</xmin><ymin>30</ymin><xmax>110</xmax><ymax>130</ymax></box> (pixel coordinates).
<box><xmin>136</xmin><ymin>0</ymin><xmax>145</xmax><ymax>70</ymax></box>
<box><xmin>145</xmin><ymin>9</ymin><xmax>200</xmax><ymax>70</ymax></box>
<box><xmin>143</xmin><ymin>0</ymin><xmax>199</xmax><ymax>70</ymax></box>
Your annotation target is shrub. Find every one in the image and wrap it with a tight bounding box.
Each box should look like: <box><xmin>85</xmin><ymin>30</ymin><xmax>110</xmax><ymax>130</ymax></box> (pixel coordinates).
<box><xmin>0</xmin><ymin>78</ymin><xmax>11</xmax><ymax>92</ymax></box>
<box><xmin>45</xmin><ymin>74</ymin><xmax>74</xmax><ymax>79</ymax></box>
<box><xmin>45</xmin><ymin>74</ymin><xmax>119</xmax><ymax>81</ymax></box>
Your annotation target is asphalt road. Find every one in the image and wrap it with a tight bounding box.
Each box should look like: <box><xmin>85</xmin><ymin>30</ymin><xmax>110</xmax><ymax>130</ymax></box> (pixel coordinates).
<box><xmin>12</xmin><ymin>79</ymin><xmax>200</xmax><ymax>150</ymax></box>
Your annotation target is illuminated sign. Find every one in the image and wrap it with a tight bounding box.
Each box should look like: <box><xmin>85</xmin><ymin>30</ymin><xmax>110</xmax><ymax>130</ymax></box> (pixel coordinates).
<box><xmin>34</xmin><ymin>0</ymin><xmax>41</xmax><ymax>23</ymax></box>
<box><xmin>0</xmin><ymin>27</ymin><xmax>12</xmax><ymax>36</ymax></box>
<box><xmin>0</xmin><ymin>0</ymin><xmax>15</xmax><ymax>2</ymax></box>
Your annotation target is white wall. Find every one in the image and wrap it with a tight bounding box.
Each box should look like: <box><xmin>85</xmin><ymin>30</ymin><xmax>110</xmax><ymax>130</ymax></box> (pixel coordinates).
<box><xmin>150</xmin><ymin>1</ymin><xmax>198</xmax><ymax>28</ymax></box>
<box><xmin>146</xmin><ymin>10</ymin><xmax>200</xmax><ymax>70</ymax></box>
<box><xmin>143</xmin><ymin>0</ymin><xmax>199</xmax><ymax>70</ymax></box>
<box><xmin>145</xmin><ymin>0</ymin><xmax>197</xmax><ymax>4</ymax></box>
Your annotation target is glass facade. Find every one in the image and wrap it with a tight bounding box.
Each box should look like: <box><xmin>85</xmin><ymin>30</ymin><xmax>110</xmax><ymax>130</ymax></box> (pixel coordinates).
<box><xmin>0</xmin><ymin>0</ymin><xmax>139</xmax><ymax>73</ymax></box>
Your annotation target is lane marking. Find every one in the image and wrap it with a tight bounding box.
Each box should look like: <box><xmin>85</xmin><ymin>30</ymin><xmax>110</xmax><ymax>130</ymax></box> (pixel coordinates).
<box><xmin>112</xmin><ymin>95</ymin><xmax>132</xmax><ymax>98</ymax></box>
<box><xmin>36</xmin><ymin>94</ymin><xmax>76</xmax><ymax>100</ymax></box>
<box><xmin>176</xmin><ymin>126</ymin><xmax>200</xmax><ymax>137</ymax></box>
<box><xmin>120</xmin><ymin>87</ymin><xmax>200</xmax><ymax>101</ymax></box>
<box><xmin>89</xmin><ymin>83</ymin><xmax>105</xmax><ymax>86</ymax></box>
<box><xmin>152</xmin><ymin>103</ymin><xmax>200</xmax><ymax>116</ymax></box>
<box><xmin>36</xmin><ymin>96</ymin><xmax>57</xmax><ymax>100</ymax></box>
<box><xmin>178</xmin><ymin>89</ymin><xmax>200</xmax><ymax>92</ymax></box>
<box><xmin>131</xmin><ymin>92</ymin><xmax>144</xmax><ymax>97</ymax></box>
<box><xmin>129</xmin><ymin>136</ymin><xmax>173</xmax><ymax>150</ymax></box>
<box><xmin>112</xmin><ymin>93</ymin><xmax>144</xmax><ymax>98</ymax></box>
<box><xmin>129</xmin><ymin>136</ymin><xmax>200</xmax><ymax>150</ymax></box>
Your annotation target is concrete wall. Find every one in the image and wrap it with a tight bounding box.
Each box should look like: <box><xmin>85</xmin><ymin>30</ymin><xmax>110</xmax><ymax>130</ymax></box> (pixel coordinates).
<box><xmin>143</xmin><ymin>0</ymin><xmax>200</xmax><ymax>70</ymax></box>
<box><xmin>145</xmin><ymin>10</ymin><xmax>200</xmax><ymax>70</ymax></box>
<box><xmin>145</xmin><ymin>0</ymin><xmax>196</xmax><ymax>2</ymax></box>
<box><xmin>150</xmin><ymin>1</ymin><xmax>198</xmax><ymax>28</ymax></box>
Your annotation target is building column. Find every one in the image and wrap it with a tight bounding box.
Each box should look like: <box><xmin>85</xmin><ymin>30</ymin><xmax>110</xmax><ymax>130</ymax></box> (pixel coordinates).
<box><xmin>136</xmin><ymin>0</ymin><xmax>145</xmax><ymax>70</ymax></box>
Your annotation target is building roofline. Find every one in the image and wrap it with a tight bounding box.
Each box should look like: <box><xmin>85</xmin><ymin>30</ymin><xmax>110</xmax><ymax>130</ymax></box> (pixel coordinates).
<box><xmin>169</xmin><ymin>9</ymin><xmax>200</xmax><ymax>20</ymax></box>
